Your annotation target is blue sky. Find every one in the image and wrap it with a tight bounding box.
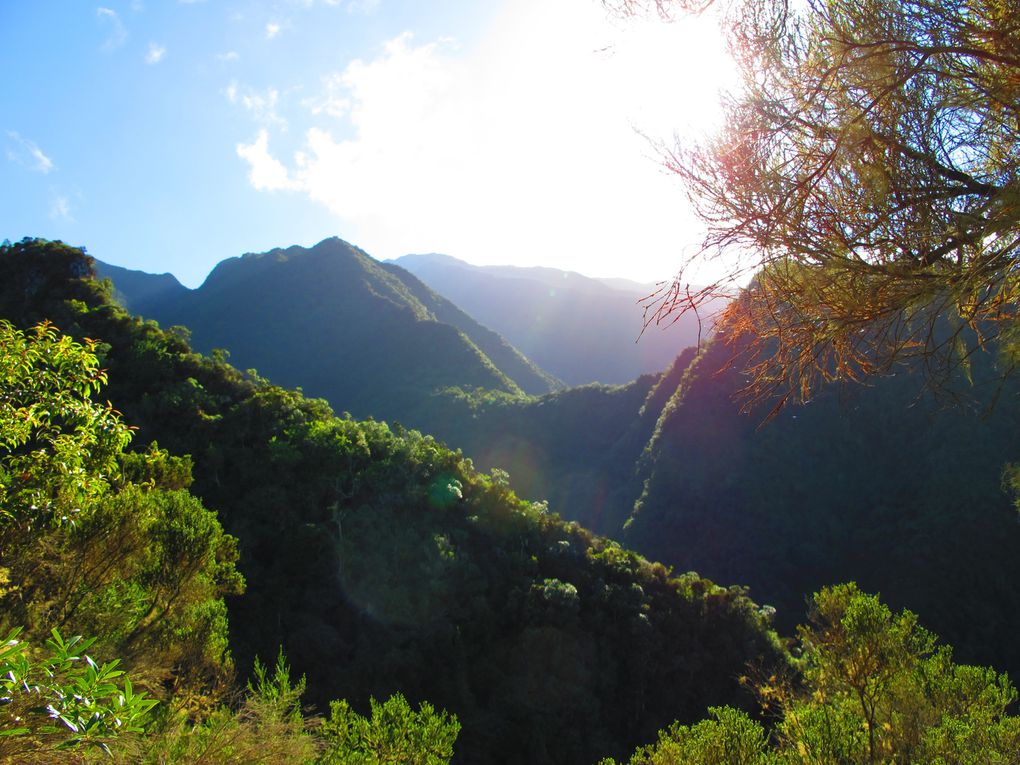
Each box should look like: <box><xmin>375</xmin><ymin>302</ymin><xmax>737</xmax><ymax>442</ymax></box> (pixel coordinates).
<box><xmin>1</xmin><ymin>0</ymin><xmax>734</xmax><ymax>287</ymax></box>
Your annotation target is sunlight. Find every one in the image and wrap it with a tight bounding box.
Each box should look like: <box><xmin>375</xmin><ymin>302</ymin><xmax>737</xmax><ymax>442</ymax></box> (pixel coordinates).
<box><xmin>231</xmin><ymin>0</ymin><xmax>742</xmax><ymax>285</ymax></box>
<box><xmin>597</xmin><ymin>9</ymin><xmax>738</xmax><ymax>142</ymax></box>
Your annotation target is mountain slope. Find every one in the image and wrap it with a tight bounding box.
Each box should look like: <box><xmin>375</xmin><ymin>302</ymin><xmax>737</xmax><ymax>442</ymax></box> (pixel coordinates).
<box><xmin>379</xmin><ymin>261</ymin><xmax>561</xmax><ymax>394</ymax></box>
<box><xmin>391</xmin><ymin>253</ymin><xmax>721</xmax><ymax>386</ymax></box>
<box><xmin>113</xmin><ymin>238</ymin><xmax>558</xmax><ymax>426</ymax></box>
<box><xmin>0</xmin><ymin>238</ymin><xmax>787</xmax><ymax>765</ymax></box>
<box><xmin>625</xmin><ymin>326</ymin><xmax>1020</xmax><ymax>680</ymax></box>
<box><xmin>418</xmin><ymin>374</ymin><xmax>668</xmax><ymax>537</ymax></box>
<box><xmin>94</xmin><ymin>259</ymin><xmax>187</xmax><ymax>311</ymax></box>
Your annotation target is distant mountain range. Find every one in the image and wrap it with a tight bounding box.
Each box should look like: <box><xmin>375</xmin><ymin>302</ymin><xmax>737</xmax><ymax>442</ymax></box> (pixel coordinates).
<box><xmin>96</xmin><ymin>238</ymin><xmax>559</xmax><ymax>426</ymax></box>
<box><xmin>389</xmin><ymin>253</ymin><xmax>722</xmax><ymax>386</ymax></box>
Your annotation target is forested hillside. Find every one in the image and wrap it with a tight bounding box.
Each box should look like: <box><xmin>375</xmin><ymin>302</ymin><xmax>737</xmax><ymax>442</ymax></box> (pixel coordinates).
<box><xmin>96</xmin><ymin>235</ymin><xmax>1020</xmax><ymax>690</ymax></box>
<box><xmin>0</xmin><ymin>238</ymin><xmax>786</xmax><ymax>764</ymax></box>
<box><xmin>92</xmin><ymin>231</ymin><xmax>1020</xmax><ymax>692</ymax></box>
<box><xmin>417</xmin><ymin>347</ymin><xmax>704</xmax><ymax>536</ymax></box>
<box><xmin>108</xmin><ymin>238</ymin><xmax>559</xmax><ymax>424</ymax></box>
<box><xmin>626</xmin><ymin>326</ymin><xmax>1020</xmax><ymax>680</ymax></box>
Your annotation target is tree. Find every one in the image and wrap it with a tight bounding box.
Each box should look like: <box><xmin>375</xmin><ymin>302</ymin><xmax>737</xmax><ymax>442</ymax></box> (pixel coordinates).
<box><xmin>318</xmin><ymin>693</ymin><xmax>460</xmax><ymax>765</ymax></box>
<box><xmin>621</xmin><ymin>0</ymin><xmax>1020</xmax><ymax>409</ymax></box>
<box><xmin>0</xmin><ymin>627</ymin><xmax>157</xmax><ymax>760</ymax></box>
<box><xmin>0</xmin><ymin>320</ymin><xmax>131</xmax><ymax>532</ymax></box>
<box><xmin>601</xmin><ymin>584</ymin><xmax>1020</xmax><ymax>764</ymax></box>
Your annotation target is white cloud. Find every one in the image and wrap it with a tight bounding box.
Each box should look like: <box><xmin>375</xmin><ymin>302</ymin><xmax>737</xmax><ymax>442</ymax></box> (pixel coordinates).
<box><xmin>238</xmin><ymin>0</ymin><xmax>738</xmax><ymax>283</ymax></box>
<box><xmin>217</xmin><ymin>51</ymin><xmax>240</xmax><ymax>62</ymax></box>
<box><xmin>6</xmin><ymin>131</ymin><xmax>54</xmax><ymax>173</ymax></box>
<box><xmin>228</xmin><ymin>84</ymin><xmax>287</xmax><ymax>127</ymax></box>
<box><xmin>145</xmin><ymin>42</ymin><xmax>166</xmax><ymax>64</ymax></box>
<box><xmin>96</xmin><ymin>7</ymin><xmax>128</xmax><ymax>51</ymax></box>
<box><xmin>265</xmin><ymin>22</ymin><xmax>282</xmax><ymax>39</ymax></box>
<box><xmin>347</xmin><ymin>0</ymin><xmax>380</xmax><ymax>14</ymax></box>
<box><xmin>237</xmin><ymin>130</ymin><xmax>299</xmax><ymax>191</ymax></box>
<box><xmin>50</xmin><ymin>195</ymin><xmax>73</xmax><ymax>222</ymax></box>
<box><xmin>302</xmin><ymin>72</ymin><xmax>352</xmax><ymax>118</ymax></box>
<box><xmin>243</xmin><ymin>88</ymin><xmax>282</xmax><ymax>124</ymax></box>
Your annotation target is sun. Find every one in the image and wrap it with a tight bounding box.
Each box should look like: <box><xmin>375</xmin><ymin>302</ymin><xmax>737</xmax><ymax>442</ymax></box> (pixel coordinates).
<box><xmin>601</xmin><ymin>10</ymin><xmax>739</xmax><ymax>143</ymax></box>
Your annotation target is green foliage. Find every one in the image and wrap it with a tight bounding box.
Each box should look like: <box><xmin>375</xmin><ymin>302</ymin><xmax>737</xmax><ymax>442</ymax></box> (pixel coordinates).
<box><xmin>0</xmin><ymin>314</ymin><xmax>242</xmax><ymax>730</ymax></box>
<box><xmin>0</xmin><ymin>320</ymin><xmax>132</xmax><ymax>530</ymax></box>
<box><xmin>629</xmin><ymin>328</ymin><xmax>1020</xmax><ymax>679</ymax></box>
<box><xmin>124</xmin><ymin>651</ymin><xmax>318</xmax><ymax>765</ymax></box>
<box><xmin>0</xmin><ymin>626</ymin><xmax>157</xmax><ymax>760</ymax></box>
<box><xmin>318</xmin><ymin>693</ymin><xmax>459</xmax><ymax>765</ymax></box>
<box><xmin>598</xmin><ymin>707</ymin><xmax>774</xmax><ymax>765</ymax></box>
<box><xmin>773</xmin><ymin>583</ymin><xmax>1020</xmax><ymax>763</ymax></box>
<box><xmin>0</xmin><ymin>239</ymin><xmax>788</xmax><ymax>765</ymax></box>
<box><xmin>607</xmin><ymin>585</ymin><xmax>1020</xmax><ymax>764</ymax></box>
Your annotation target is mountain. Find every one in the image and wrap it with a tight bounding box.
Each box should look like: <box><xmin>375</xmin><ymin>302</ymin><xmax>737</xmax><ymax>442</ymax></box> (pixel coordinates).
<box><xmin>377</xmin><ymin>260</ymin><xmax>562</xmax><ymax>394</ymax></box>
<box><xmin>411</xmin><ymin>300</ymin><xmax>1020</xmax><ymax>683</ymax></box>
<box><xmin>390</xmin><ymin>253</ymin><xmax>723</xmax><ymax>386</ymax></box>
<box><xmin>624</xmin><ymin>326</ymin><xmax>1020</xmax><ymax>679</ymax></box>
<box><xmin>94</xmin><ymin>259</ymin><xmax>187</xmax><ymax>311</ymax></box>
<box><xmin>420</xmin><ymin>374</ymin><xmax>666</xmax><ymax>537</ymax></box>
<box><xmin>103</xmin><ymin>238</ymin><xmax>559</xmax><ymax>428</ymax></box>
<box><xmin>595</xmin><ymin>276</ymin><xmax>663</xmax><ymax>294</ymax></box>
<box><xmin>0</xmin><ymin>238</ymin><xmax>787</xmax><ymax>765</ymax></box>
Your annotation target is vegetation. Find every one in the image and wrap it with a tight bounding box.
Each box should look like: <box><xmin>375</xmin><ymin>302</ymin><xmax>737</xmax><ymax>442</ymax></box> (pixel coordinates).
<box><xmin>0</xmin><ymin>310</ymin><xmax>463</xmax><ymax>764</ymax></box>
<box><xmin>621</xmin><ymin>0</ymin><xmax>1020</xmax><ymax>409</ymax></box>
<box><xmin>423</xmin><ymin>376</ymin><xmax>662</xmax><ymax>535</ymax></box>
<box><xmin>5</xmin><ymin>224</ymin><xmax>1020</xmax><ymax>761</ymax></box>
<box><xmin>319</xmin><ymin>692</ymin><xmax>460</xmax><ymax>765</ymax></box>
<box><xmin>602</xmin><ymin>584</ymin><xmax>1020</xmax><ymax>764</ymax></box>
<box><xmin>110</xmin><ymin>237</ymin><xmax>557</xmax><ymax>429</ymax></box>
<box><xmin>0</xmin><ymin>238</ymin><xmax>786</xmax><ymax>764</ymax></box>
<box><xmin>627</xmin><ymin>327</ymin><xmax>1020</xmax><ymax>680</ymax></box>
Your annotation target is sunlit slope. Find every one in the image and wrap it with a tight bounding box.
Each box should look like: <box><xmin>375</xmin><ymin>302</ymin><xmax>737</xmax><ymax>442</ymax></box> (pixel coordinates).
<box><xmin>418</xmin><ymin>375</ymin><xmax>666</xmax><ymax>537</ymax></box>
<box><xmin>378</xmin><ymin>261</ymin><xmax>561</xmax><ymax>394</ymax></box>
<box><xmin>0</xmin><ymin>238</ymin><xmax>788</xmax><ymax>765</ymax></box>
<box><xmin>392</xmin><ymin>253</ymin><xmax>718</xmax><ymax>386</ymax></box>
<box><xmin>409</xmin><ymin>346</ymin><xmax>706</xmax><ymax>540</ymax></box>
<box><xmin>627</xmin><ymin>325</ymin><xmax>1020</xmax><ymax>679</ymax></box>
<box><xmin>108</xmin><ymin>237</ymin><xmax>557</xmax><ymax>425</ymax></box>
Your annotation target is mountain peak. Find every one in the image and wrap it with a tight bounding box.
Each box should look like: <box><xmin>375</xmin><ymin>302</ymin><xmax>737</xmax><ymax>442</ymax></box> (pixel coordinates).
<box><xmin>99</xmin><ymin>238</ymin><xmax>561</xmax><ymax>424</ymax></box>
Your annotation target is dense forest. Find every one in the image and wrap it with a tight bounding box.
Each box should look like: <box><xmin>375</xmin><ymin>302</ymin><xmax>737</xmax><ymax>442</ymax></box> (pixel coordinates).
<box><xmin>106</xmin><ymin>235</ymin><xmax>1020</xmax><ymax>685</ymax></box>
<box><xmin>0</xmin><ymin>238</ymin><xmax>788</xmax><ymax>763</ymax></box>
<box><xmin>7</xmin><ymin>236</ymin><xmax>1020</xmax><ymax>761</ymax></box>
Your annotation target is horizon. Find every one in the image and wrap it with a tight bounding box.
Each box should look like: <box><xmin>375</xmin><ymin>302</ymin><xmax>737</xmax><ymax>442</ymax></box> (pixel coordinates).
<box><xmin>88</xmin><ymin>234</ymin><xmax>671</xmax><ymax>290</ymax></box>
<box><xmin>2</xmin><ymin>0</ymin><xmax>736</xmax><ymax>289</ymax></box>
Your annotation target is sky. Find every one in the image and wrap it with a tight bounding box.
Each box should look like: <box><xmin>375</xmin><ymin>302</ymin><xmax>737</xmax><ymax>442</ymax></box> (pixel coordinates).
<box><xmin>1</xmin><ymin>0</ymin><xmax>737</xmax><ymax>288</ymax></box>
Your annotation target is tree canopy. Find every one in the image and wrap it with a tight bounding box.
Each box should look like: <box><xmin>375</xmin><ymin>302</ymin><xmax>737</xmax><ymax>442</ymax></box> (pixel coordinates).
<box><xmin>628</xmin><ymin>0</ymin><xmax>1020</xmax><ymax>407</ymax></box>
<box><xmin>601</xmin><ymin>584</ymin><xmax>1020</xmax><ymax>764</ymax></box>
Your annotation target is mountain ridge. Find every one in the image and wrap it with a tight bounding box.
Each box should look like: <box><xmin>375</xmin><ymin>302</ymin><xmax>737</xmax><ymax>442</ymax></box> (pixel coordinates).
<box><xmin>98</xmin><ymin>238</ymin><xmax>560</xmax><ymax>426</ymax></box>
<box><xmin>390</xmin><ymin>252</ymin><xmax>722</xmax><ymax>385</ymax></box>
